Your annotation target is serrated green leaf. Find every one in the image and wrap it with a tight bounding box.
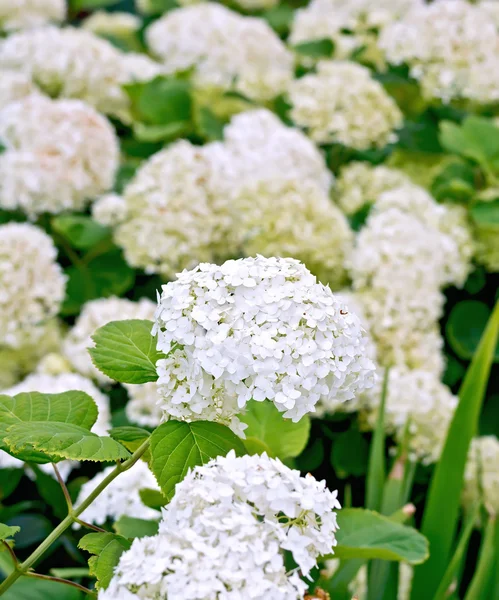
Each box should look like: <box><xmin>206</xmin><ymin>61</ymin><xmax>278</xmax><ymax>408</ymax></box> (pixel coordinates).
<box><xmin>0</xmin><ymin>523</ymin><xmax>19</xmax><ymax>542</ymax></box>
<box><xmin>79</xmin><ymin>532</ymin><xmax>131</xmax><ymax>590</ymax></box>
<box><xmin>332</xmin><ymin>509</ymin><xmax>429</xmax><ymax>564</ymax></box>
<box><xmin>113</xmin><ymin>516</ymin><xmax>159</xmax><ymax>539</ymax></box>
<box><xmin>5</xmin><ymin>422</ymin><xmax>131</xmax><ymax>462</ymax></box>
<box><xmin>239</xmin><ymin>400</ymin><xmax>310</xmax><ymax>460</ymax></box>
<box><xmin>0</xmin><ymin>391</ymin><xmax>98</xmax><ymax>463</ymax></box>
<box><xmin>150</xmin><ymin>421</ymin><xmax>246</xmax><ymax>500</ymax></box>
<box><xmin>90</xmin><ymin>319</ymin><xmax>163</xmax><ymax>384</ymax></box>
<box><xmin>52</xmin><ymin>214</ymin><xmax>110</xmax><ymax>250</ymax></box>
<box><xmin>446</xmin><ymin>301</ymin><xmax>499</xmax><ymax>361</ymax></box>
<box><xmin>109</xmin><ymin>426</ymin><xmax>151</xmax><ymax>458</ymax></box>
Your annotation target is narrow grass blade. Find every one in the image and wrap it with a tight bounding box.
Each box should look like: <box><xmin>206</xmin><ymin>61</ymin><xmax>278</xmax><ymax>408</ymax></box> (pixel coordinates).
<box><xmin>411</xmin><ymin>301</ymin><xmax>499</xmax><ymax>599</ymax></box>
<box><xmin>366</xmin><ymin>368</ymin><xmax>389</xmax><ymax>511</ymax></box>
<box><xmin>463</xmin><ymin>515</ymin><xmax>498</xmax><ymax>600</ymax></box>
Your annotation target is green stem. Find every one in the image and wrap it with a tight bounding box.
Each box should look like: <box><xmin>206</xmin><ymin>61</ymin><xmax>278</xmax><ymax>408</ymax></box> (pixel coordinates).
<box><xmin>0</xmin><ymin>439</ymin><xmax>150</xmax><ymax>596</ymax></box>
<box><xmin>25</xmin><ymin>572</ymin><xmax>96</xmax><ymax>597</ymax></box>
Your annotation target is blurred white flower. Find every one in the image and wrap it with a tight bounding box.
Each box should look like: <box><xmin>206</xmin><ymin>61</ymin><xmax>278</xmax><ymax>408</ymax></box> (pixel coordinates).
<box><xmin>82</xmin><ymin>11</ymin><xmax>141</xmax><ymax>38</ymax></box>
<box><xmin>92</xmin><ymin>193</ymin><xmax>128</xmax><ymax>228</ymax></box>
<box><xmin>125</xmin><ymin>382</ymin><xmax>163</xmax><ymax>428</ymax></box>
<box><xmin>0</xmin><ymin>0</ymin><xmax>65</xmax><ymax>31</ymax></box>
<box><xmin>0</xmin><ymin>69</ymin><xmax>40</xmax><ymax>110</ymax></box>
<box><xmin>462</xmin><ymin>436</ymin><xmax>499</xmax><ymax>517</ymax></box>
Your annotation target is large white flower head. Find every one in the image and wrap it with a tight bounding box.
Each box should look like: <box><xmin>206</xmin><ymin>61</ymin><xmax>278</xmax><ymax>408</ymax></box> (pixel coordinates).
<box><xmin>74</xmin><ymin>461</ymin><xmax>160</xmax><ymax>527</ymax></box>
<box><xmin>0</xmin><ymin>95</ymin><xmax>119</xmax><ymax>217</ymax></box>
<box><xmin>3</xmin><ymin>373</ymin><xmax>111</xmax><ymax>436</ymax></box>
<box><xmin>145</xmin><ymin>4</ymin><xmax>293</xmax><ymax>101</ymax></box>
<box><xmin>153</xmin><ymin>256</ymin><xmax>376</xmax><ymax>434</ymax></box>
<box><xmin>101</xmin><ymin>452</ymin><xmax>340</xmax><ymax>599</ymax></box>
<box><xmin>63</xmin><ymin>297</ymin><xmax>156</xmax><ymax>384</ymax></box>
<box><xmin>0</xmin><ymin>0</ymin><xmax>65</xmax><ymax>31</ymax></box>
<box><xmin>0</xmin><ymin>69</ymin><xmax>40</xmax><ymax>110</ymax></box>
<box><xmin>361</xmin><ymin>368</ymin><xmax>458</xmax><ymax>464</ymax></box>
<box><xmin>0</xmin><ymin>26</ymin><xmax>163</xmax><ymax>118</ymax></box>
<box><xmin>0</xmin><ymin>223</ymin><xmax>65</xmax><ymax>349</ymax></box>
<box><xmin>287</xmin><ymin>61</ymin><xmax>403</xmax><ymax>149</ymax></box>
<box><xmin>115</xmin><ymin>140</ymin><xmax>233</xmax><ymax>279</ymax></box>
<box><xmin>91</xmin><ymin>193</ymin><xmax>128</xmax><ymax>228</ymax></box>
<box><xmin>462</xmin><ymin>436</ymin><xmax>499</xmax><ymax>517</ymax></box>
<box><xmin>379</xmin><ymin>0</ymin><xmax>499</xmax><ymax>104</ymax></box>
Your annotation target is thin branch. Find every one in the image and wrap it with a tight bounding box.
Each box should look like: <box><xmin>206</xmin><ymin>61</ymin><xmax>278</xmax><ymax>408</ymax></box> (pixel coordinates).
<box><xmin>26</xmin><ymin>572</ymin><xmax>96</xmax><ymax>597</ymax></box>
<box><xmin>2</xmin><ymin>541</ymin><xmax>19</xmax><ymax>567</ymax></box>
<box><xmin>52</xmin><ymin>463</ymin><xmax>73</xmax><ymax>513</ymax></box>
<box><xmin>74</xmin><ymin>518</ymin><xmax>107</xmax><ymax>533</ymax></box>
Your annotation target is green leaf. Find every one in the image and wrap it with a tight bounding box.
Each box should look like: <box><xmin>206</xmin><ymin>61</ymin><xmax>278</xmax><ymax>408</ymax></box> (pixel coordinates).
<box><xmin>138</xmin><ymin>488</ymin><xmax>166</xmax><ymax>510</ymax></box>
<box><xmin>293</xmin><ymin>38</ymin><xmax>335</xmax><ymax>58</ymax></box>
<box><xmin>239</xmin><ymin>400</ymin><xmax>310</xmax><ymax>460</ymax></box>
<box><xmin>439</xmin><ymin>117</ymin><xmax>499</xmax><ymax>171</ymax></box>
<box><xmin>446</xmin><ymin>301</ymin><xmax>499</xmax><ymax>362</ymax></box>
<box><xmin>0</xmin><ymin>391</ymin><xmax>98</xmax><ymax>463</ymax></box>
<box><xmin>463</xmin><ymin>515</ymin><xmax>498</xmax><ymax>600</ymax></box>
<box><xmin>295</xmin><ymin>437</ymin><xmax>325</xmax><ymax>472</ymax></box>
<box><xmin>366</xmin><ymin>368</ymin><xmax>389</xmax><ymax>511</ymax></box>
<box><xmin>411</xmin><ymin>301</ymin><xmax>499</xmax><ymax>599</ymax></box>
<box><xmin>52</xmin><ymin>215</ymin><xmax>110</xmax><ymax>250</ymax></box>
<box><xmin>431</xmin><ymin>162</ymin><xmax>476</xmax><ymax>203</ymax></box>
<box><xmin>70</xmin><ymin>0</ymin><xmax>119</xmax><ymax>9</ymax></box>
<box><xmin>113</xmin><ymin>516</ymin><xmax>159</xmax><ymax>539</ymax></box>
<box><xmin>0</xmin><ymin>523</ymin><xmax>19</xmax><ymax>542</ymax></box>
<box><xmin>109</xmin><ymin>426</ymin><xmax>151</xmax><ymax>458</ymax></box>
<box><xmin>0</xmin><ymin>469</ymin><xmax>23</xmax><ymax>501</ymax></box>
<box><xmin>90</xmin><ymin>319</ymin><xmax>163</xmax><ymax>384</ymax></box>
<box><xmin>262</xmin><ymin>4</ymin><xmax>295</xmax><ymax>36</ymax></box>
<box><xmin>331</xmin><ymin>427</ymin><xmax>369</xmax><ymax>479</ymax></box>
<box><xmin>150</xmin><ymin>420</ymin><xmax>246</xmax><ymax>500</ymax></box>
<box><xmin>5</xmin><ymin>422</ymin><xmax>131</xmax><ymax>462</ymax></box>
<box><xmin>79</xmin><ymin>532</ymin><xmax>131</xmax><ymax>590</ymax></box>
<box><xmin>470</xmin><ymin>199</ymin><xmax>499</xmax><ymax>229</ymax></box>
<box><xmin>30</xmin><ymin>464</ymin><xmax>68</xmax><ymax>519</ymax></box>
<box><xmin>195</xmin><ymin>106</ymin><xmax>225</xmax><ymax>142</ymax></box>
<box><xmin>333</xmin><ymin>509</ymin><xmax>429</xmax><ymax>564</ymax></box>
<box><xmin>7</xmin><ymin>514</ymin><xmax>52</xmax><ymax>549</ymax></box>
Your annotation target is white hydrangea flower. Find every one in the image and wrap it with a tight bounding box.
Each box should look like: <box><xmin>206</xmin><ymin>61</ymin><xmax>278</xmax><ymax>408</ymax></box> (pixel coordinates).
<box><xmin>462</xmin><ymin>436</ymin><xmax>499</xmax><ymax>517</ymax></box>
<box><xmin>63</xmin><ymin>297</ymin><xmax>156</xmax><ymax>384</ymax></box>
<box><xmin>0</xmin><ymin>0</ymin><xmax>65</xmax><ymax>31</ymax></box>
<box><xmin>91</xmin><ymin>193</ymin><xmax>128</xmax><ymax>228</ymax></box>
<box><xmin>0</xmin><ymin>450</ymin><xmax>23</xmax><ymax>469</ymax></box>
<box><xmin>0</xmin><ymin>69</ymin><xmax>40</xmax><ymax>110</ymax></box>
<box><xmin>0</xmin><ymin>223</ymin><xmax>66</xmax><ymax>350</ymax></box>
<box><xmin>379</xmin><ymin>0</ymin><xmax>499</xmax><ymax>104</ymax></box>
<box><xmin>74</xmin><ymin>461</ymin><xmax>160</xmax><ymax>527</ymax></box>
<box><xmin>0</xmin><ymin>26</ymin><xmax>163</xmax><ymax>118</ymax></box>
<box><xmin>287</xmin><ymin>61</ymin><xmax>403</xmax><ymax>149</ymax></box>
<box><xmin>361</xmin><ymin>368</ymin><xmax>458</xmax><ymax>464</ymax></box>
<box><xmin>3</xmin><ymin>373</ymin><xmax>111</xmax><ymax>436</ymax></box>
<box><xmin>82</xmin><ymin>11</ymin><xmax>141</xmax><ymax>37</ymax></box>
<box><xmin>0</xmin><ymin>95</ymin><xmax>119</xmax><ymax>217</ymax></box>
<box><xmin>146</xmin><ymin>4</ymin><xmax>293</xmax><ymax>101</ymax></box>
<box><xmin>154</xmin><ymin>256</ymin><xmax>376</xmax><ymax>433</ymax></box>
<box><xmin>125</xmin><ymin>382</ymin><xmax>163</xmax><ymax>428</ymax></box>
<box><xmin>101</xmin><ymin>452</ymin><xmax>340</xmax><ymax>599</ymax></box>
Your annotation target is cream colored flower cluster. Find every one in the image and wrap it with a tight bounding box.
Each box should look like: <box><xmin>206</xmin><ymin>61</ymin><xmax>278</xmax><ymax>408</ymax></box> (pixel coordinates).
<box><xmin>287</xmin><ymin>61</ymin><xmax>403</xmax><ymax>149</ymax></box>
<box><xmin>0</xmin><ymin>69</ymin><xmax>39</xmax><ymax>109</ymax></box>
<box><xmin>145</xmin><ymin>4</ymin><xmax>293</xmax><ymax>101</ymax></box>
<box><xmin>462</xmin><ymin>436</ymin><xmax>499</xmax><ymax>517</ymax></box>
<box><xmin>379</xmin><ymin>0</ymin><xmax>499</xmax><ymax>104</ymax></box>
<box><xmin>0</xmin><ymin>95</ymin><xmax>119</xmax><ymax>217</ymax></box>
<box><xmin>0</xmin><ymin>0</ymin><xmax>65</xmax><ymax>31</ymax></box>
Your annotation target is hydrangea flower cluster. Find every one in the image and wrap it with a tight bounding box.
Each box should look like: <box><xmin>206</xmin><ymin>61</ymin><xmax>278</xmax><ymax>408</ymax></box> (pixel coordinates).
<box><xmin>0</xmin><ymin>95</ymin><xmax>119</xmax><ymax>217</ymax></box>
<box><xmin>0</xmin><ymin>223</ymin><xmax>66</xmax><ymax>350</ymax></box>
<box><xmin>74</xmin><ymin>461</ymin><xmax>160</xmax><ymax>527</ymax></box>
<box><xmin>125</xmin><ymin>382</ymin><xmax>163</xmax><ymax>428</ymax></box>
<box><xmin>0</xmin><ymin>0</ymin><xmax>65</xmax><ymax>31</ymax></box>
<box><xmin>379</xmin><ymin>0</ymin><xmax>499</xmax><ymax>104</ymax></box>
<box><xmin>287</xmin><ymin>61</ymin><xmax>403</xmax><ymax>149</ymax></box>
<box><xmin>0</xmin><ymin>68</ymin><xmax>39</xmax><ymax>109</ymax></box>
<box><xmin>153</xmin><ymin>256</ymin><xmax>376</xmax><ymax>434</ymax></box>
<box><xmin>462</xmin><ymin>436</ymin><xmax>499</xmax><ymax>517</ymax></box>
<box><xmin>101</xmin><ymin>452</ymin><xmax>340</xmax><ymax>599</ymax></box>
<box><xmin>145</xmin><ymin>4</ymin><xmax>293</xmax><ymax>101</ymax></box>
<box><xmin>360</xmin><ymin>367</ymin><xmax>458</xmax><ymax>464</ymax></box>
<box><xmin>91</xmin><ymin>193</ymin><xmax>128</xmax><ymax>228</ymax></box>
<box><xmin>63</xmin><ymin>297</ymin><xmax>156</xmax><ymax>384</ymax></box>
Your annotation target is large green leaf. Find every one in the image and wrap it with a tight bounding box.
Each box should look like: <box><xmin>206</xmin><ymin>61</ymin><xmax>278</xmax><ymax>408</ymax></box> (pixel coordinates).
<box><xmin>113</xmin><ymin>516</ymin><xmax>159</xmax><ymax>539</ymax></box>
<box><xmin>5</xmin><ymin>422</ymin><xmax>131</xmax><ymax>462</ymax></box>
<box><xmin>52</xmin><ymin>215</ymin><xmax>110</xmax><ymax>250</ymax></box>
<box><xmin>239</xmin><ymin>400</ymin><xmax>310</xmax><ymax>460</ymax></box>
<box><xmin>79</xmin><ymin>532</ymin><xmax>131</xmax><ymax>590</ymax></box>
<box><xmin>0</xmin><ymin>523</ymin><xmax>19</xmax><ymax>542</ymax></box>
<box><xmin>470</xmin><ymin>199</ymin><xmax>499</xmax><ymax>229</ymax></box>
<box><xmin>150</xmin><ymin>421</ymin><xmax>246</xmax><ymax>500</ymax></box>
<box><xmin>446</xmin><ymin>301</ymin><xmax>499</xmax><ymax>361</ymax></box>
<box><xmin>109</xmin><ymin>426</ymin><xmax>151</xmax><ymax>459</ymax></box>
<box><xmin>411</xmin><ymin>301</ymin><xmax>499</xmax><ymax>599</ymax></box>
<box><xmin>0</xmin><ymin>392</ymin><xmax>98</xmax><ymax>463</ymax></box>
<box><xmin>332</xmin><ymin>509</ymin><xmax>429</xmax><ymax>564</ymax></box>
<box><xmin>439</xmin><ymin>117</ymin><xmax>499</xmax><ymax>172</ymax></box>
<box><xmin>89</xmin><ymin>320</ymin><xmax>163</xmax><ymax>384</ymax></box>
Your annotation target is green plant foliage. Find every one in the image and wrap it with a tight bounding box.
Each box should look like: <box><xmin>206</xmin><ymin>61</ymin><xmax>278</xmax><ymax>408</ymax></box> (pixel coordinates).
<box><xmin>463</xmin><ymin>516</ymin><xmax>498</xmax><ymax>600</ymax></box>
<box><xmin>239</xmin><ymin>400</ymin><xmax>310</xmax><ymax>460</ymax></box>
<box><xmin>51</xmin><ymin>215</ymin><xmax>110</xmax><ymax>250</ymax></box>
<box><xmin>138</xmin><ymin>488</ymin><xmax>166</xmax><ymax>510</ymax></box>
<box><xmin>150</xmin><ymin>420</ymin><xmax>246</xmax><ymax>500</ymax></box>
<box><xmin>446</xmin><ymin>301</ymin><xmax>499</xmax><ymax>361</ymax></box>
<box><xmin>470</xmin><ymin>199</ymin><xmax>499</xmax><ymax>228</ymax></box>
<box><xmin>0</xmin><ymin>523</ymin><xmax>20</xmax><ymax>543</ymax></box>
<box><xmin>113</xmin><ymin>516</ymin><xmax>159</xmax><ymax>539</ymax></box>
<box><xmin>293</xmin><ymin>38</ymin><xmax>335</xmax><ymax>58</ymax></box>
<box><xmin>0</xmin><ymin>469</ymin><xmax>23</xmax><ymax>502</ymax></box>
<box><xmin>89</xmin><ymin>319</ymin><xmax>163</xmax><ymax>384</ymax></box>
<box><xmin>79</xmin><ymin>532</ymin><xmax>131</xmax><ymax>590</ymax></box>
<box><xmin>431</xmin><ymin>161</ymin><xmax>476</xmax><ymax>203</ymax></box>
<box><xmin>366</xmin><ymin>369</ymin><xmax>389</xmax><ymax>511</ymax></box>
<box><xmin>109</xmin><ymin>426</ymin><xmax>151</xmax><ymax>458</ymax></box>
<box><xmin>331</xmin><ymin>427</ymin><xmax>369</xmax><ymax>478</ymax></box>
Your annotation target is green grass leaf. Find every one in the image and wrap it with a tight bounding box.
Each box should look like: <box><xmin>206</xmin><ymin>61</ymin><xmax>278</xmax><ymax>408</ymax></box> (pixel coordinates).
<box><xmin>446</xmin><ymin>301</ymin><xmax>499</xmax><ymax>361</ymax></box>
<box><xmin>411</xmin><ymin>301</ymin><xmax>499</xmax><ymax>599</ymax></box>
<box><xmin>79</xmin><ymin>532</ymin><xmax>131</xmax><ymax>590</ymax></box>
<box><xmin>5</xmin><ymin>422</ymin><xmax>131</xmax><ymax>462</ymax></box>
<box><xmin>113</xmin><ymin>516</ymin><xmax>159</xmax><ymax>540</ymax></box>
<box><xmin>463</xmin><ymin>515</ymin><xmax>498</xmax><ymax>600</ymax></box>
<box><xmin>0</xmin><ymin>523</ymin><xmax>19</xmax><ymax>542</ymax></box>
<box><xmin>89</xmin><ymin>319</ymin><xmax>163</xmax><ymax>384</ymax></box>
<box><xmin>150</xmin><ymin>421</ymin><xmax>246</xmax><ymax>500</ymax></box>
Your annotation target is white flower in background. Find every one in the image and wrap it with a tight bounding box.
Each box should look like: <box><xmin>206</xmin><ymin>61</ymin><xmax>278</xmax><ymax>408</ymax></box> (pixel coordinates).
<box><xmin>125</xmin><ymin>382</ymin><xmax>163</xmax><ymax>428</ymax></box>
<box><xmin>0</xmin><ymin>69</ymin><xmax>40</xmax><ymax>110</ymax></box>
<box><xmin>0</xmin><ymin>450</ymin><xmax>23</xmax><ymax>470</ymax></box>
<box><xmin>154</xmin><ymin>256</ymin><xmax>376</xmax><ymax>433</ymax></box>
<box><xmin>74</xmin><ymin>461</ymin><xmax>160</xmax><ymax>527</ymax></box>
<box><xmin>0</xmin><ymin>223</ymin><xmax>66</xmax><ymax>349</ymax></box>
<box><xmin>146</xmin><ymin>4</ymin><xmax>293</xmax><ymax>101</ymax></box>
<box><xmin>0</xmin><ymin>27</ymin><xmax>163</xmax><ymax>118</ymax></box>
<box><xmin>287</xmin><ymin>61</ymin><xmax>403</xmax><ymax>148</ymax></box>
<box><xmin>63</xmin><ymin>297</ymin><xmax>156</xmax><ymax>384</ymax></box>
<box><xmin>3</xmin><ymin>373</ymin><xmax>111</xmax><ymax>436</ymax></box>
<box><xmin>92</xmin><ymin>193</ymin><xmax>128</xmax><ymax>228</ymax></box>
<box><xmin>361</xmin><ymin>368</ymin><xmax>458</xmax><ymax>464</ymax></box>
<box><xmin>82</xmin><ymin>11</ymin><xmax>141</xmax><ymax>38</ymax></box>
<box><xmin>462</xmin><ymin>436</ymin><xmax>499</xmax><ymax>517</ymax></box>
<box><xmin>0</xmin><ymin>95</ymin><xmax>119</xmax><ymax>217</ymax></box>
<box><xmin>479</xmin><ymin>1</ymin><xmax>499</xmax><ymax>28</ymax></box>
<box><xmin>0</xmin><ymin>0</ymin><xmax>65</xmax><ymax>31</ymax></box>
<box><xmin>115</xmin><ymin>141</ymin><xmax>233</xmax><ymax>279</ymax></box>
<box><xmin>379</xmin><ymin>0</ymin><xmax>499</xmax><ymax>104</ymax></box>
<box><xmin>101</xmin><ymin>452</ymin><xmax>340</xmax><ymax>600</ymax></box>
